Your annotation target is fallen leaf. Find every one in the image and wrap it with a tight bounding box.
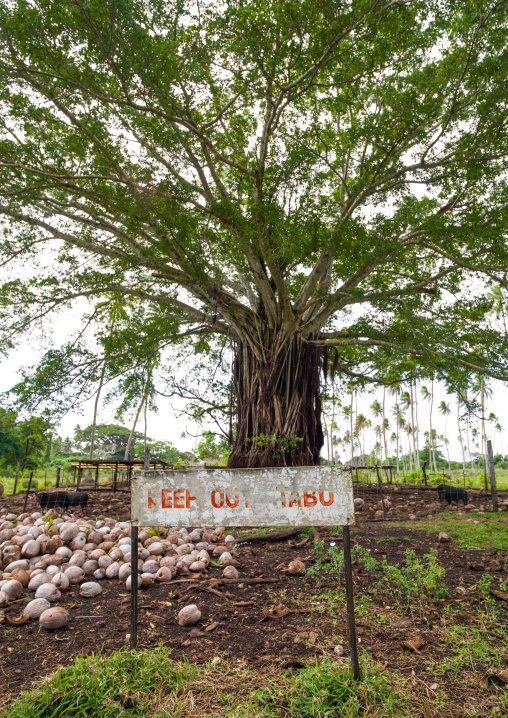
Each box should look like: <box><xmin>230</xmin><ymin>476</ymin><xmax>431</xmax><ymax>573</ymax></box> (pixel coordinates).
<box><xmin>423</xmin><ymin>702</ymin><xmax>432</xmax><ymax>718</ymax></box>
<box><xmin>308</xmin><ymin>631</ymin><xmax>319</xmax><ymax>645</ymax></box>
<box><xmin>468</xmin><ymin>562</ymin><xmax>484</xmax><ymax>571</ymax></box>
<box><xmin>490</xmin><ymin>590</ymin><xmax>508</xmax><ymax>602</ymax></box>
<box><xmin>182</xmin><ymin>639</ymin><xmax>191</xmax><ymax>647</ymax></box>
<box><xmin>401</xmin><ymin>635</ymin><xmax>422</xmax><ymax>653</ymax></box>
<box><xmin>189</xmin><ymin>628</ymin><xmax>205</xmax><ymax>638</ymax></box>
<box><xmin>261</xmin><ymin>604</ymin><xmax>290</xmax><ymax>621</ymax></box>
<box><xmin>6</xmin><ymin>614</ymin><xmax>29</xmax><ymax>626</ymax></box>
<box><xmin>205</xmin><ymin>622</ymin><xmax>219</xmax><ymax>632</ymax></box>
<box><xmin>479</xmin><ymin>669</ymin><xmax>508</xmax><ymax>689</ymax></box>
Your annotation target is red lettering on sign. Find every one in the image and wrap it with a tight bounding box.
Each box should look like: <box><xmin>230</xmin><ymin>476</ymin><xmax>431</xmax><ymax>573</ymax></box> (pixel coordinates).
<box><xmin>211</xmin><ymin>490</ymin><xmax>224</xmax><ymax>508</ymax></box>
<box><xmin>245</xmin><ymin>499</ymin><xmax>250</xmax><ymax>508</ymax></box>
<box><xmin>148</xmin><ymin>490</ymin><xmax>158</xmax><ymax>508</ymax></box>
<box><xmin>225</xmin><ymin>489</ymin><xmax>239</xmax><ymax>508</ymax></box>
<box><xmin>319</xmin><ymin>491</ymin><xmax>334</xmax><ymax>506</ymax></box>
<box><xmin>186</xmin><ymin>490</ymin><xmax>197</xmax><ymax>508</ymax></box>
<box><xmin>278</xmin><ymin>488</ymin><xmax>286</xmax><ymax>507</ymax></box>
<box><xmin>289</xmin><ymin>492</ymin><xmax>302</xmax><ymax>508</ymax></box>
<box><xmin>173</xmin><ymin>489</ymin><xmax>185</xmax><ymax>509</ymax></box>
<box><xmin>161</xmin><ymin>489</ymin><xmax>173</xmax><ymax>508</ymax></box>
<box><xmin>304</xmin><ymin>491</ymin><xmax>317</xmax><ymax>507</ymax></box>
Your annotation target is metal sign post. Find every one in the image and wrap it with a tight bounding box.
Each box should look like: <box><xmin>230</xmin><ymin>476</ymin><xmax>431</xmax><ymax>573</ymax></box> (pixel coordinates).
<box><xmin>130</xmin><ymin>524</ymin><xmax>138</xmax><ymax>649</ymax></box>
<box><xmin>343</xmin><ymin>524</ymin><xmax>360</xmax><ymax>680</ymax></box>
<box><xmin>130</xmin><ymin>466</ymin><xmax>360</xmax><ymax>678</ymax></box>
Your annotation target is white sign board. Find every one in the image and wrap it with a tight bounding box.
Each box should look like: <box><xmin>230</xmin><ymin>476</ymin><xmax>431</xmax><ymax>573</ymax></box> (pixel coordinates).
<box><xmin>131</xmin><ymin>466</ymin><xmax>354</xmax><ymax>527</ymax></box>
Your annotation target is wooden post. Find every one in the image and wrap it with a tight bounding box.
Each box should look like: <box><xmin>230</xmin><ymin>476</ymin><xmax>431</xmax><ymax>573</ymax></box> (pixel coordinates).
<box><xmin>375</xmin><ymin>465</ymin><xmax>386</xmax><ymax>519</ymax></box>
<box><xmin>144</xmin><ymin>448</ymin><xmax>150</xmax><ymax>471</ymax></box>
<box><xmin>113</xmin><ymin>462</ymin><xmax>118</xmax><ymax>492</ymax></box>
<box><xmin>23</xmin><ymin>472</ymin><xmax>34</xmax><ymax>513</ymax></box>
<box><xmin>487</xmin><ymin>439</ymin><xmax>499</xmax><ymax>513</ymax></box>
<box><xmin>95</xmin><ymin>464</ymin><xmax>99</xmax><ymax>491</ymax></box>
<box><xmin>73</xmin><ymin>465</ymin><xmax>77</xmax><ymax>486</ymax></box>
<box><xmin>77</xmin><ymin>461</ymin><xmax>81</xmax><ymax>490</ymax></box>
<box><xmin>56</xmin><ymin>466</ymin><xmax>61</xmax><ymax>488</ymax></box>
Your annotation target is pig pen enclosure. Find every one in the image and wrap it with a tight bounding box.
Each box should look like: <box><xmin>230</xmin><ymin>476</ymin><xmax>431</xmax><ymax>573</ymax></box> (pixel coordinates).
<box><xmin>0</xmin><ymin>483</ymin><xmax>507</xmax><ymax>718</ymax></box>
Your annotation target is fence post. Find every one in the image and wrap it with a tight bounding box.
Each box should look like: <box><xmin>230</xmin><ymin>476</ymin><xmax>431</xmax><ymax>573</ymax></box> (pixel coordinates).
<box><xmin>113</xmin><ymin>462</ymin><xmax>118</xmax><ymax>492</ymax></box>
<box><xmin>22</xmin><ymin>472</ymin><xmax>34</xmax><ymax>513</ymax></box>
<box><xmin>77</xmin><ymin>461</ymin><xmax>81</xmax><ymax>490</ymax></box>
<box><xmin>343</xmin><ymin>525</ymin><xmax>360</xmax><ymax>680</ymax></box>
<box><xmin>144</xmin><ymin>448</ymin><xmax>150</xmax><ymax>471</ymax></box>
<box><xmin>56</xmin><ymin>466</ymin><xmax>61</xmax><ymax>488</ymax></box>
<box><xmin>375</xmin><ymin>465</ymin><xmax>386</xmax><ymax>519</ymax></box>
<box><xmin>487</xmin><ymin>439</ymin><xmax>499</xmax><ymax>513</ymax></box>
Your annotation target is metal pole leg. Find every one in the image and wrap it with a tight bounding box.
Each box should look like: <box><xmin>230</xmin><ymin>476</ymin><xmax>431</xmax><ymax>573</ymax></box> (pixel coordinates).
<box><xmin>343</xmin><ymin>525</ymin><xmax>360</xmax><ymax>681</ymax></box>
<box><xmin>131</xmin><ymin>524</ymin><xmax>138</xmax><ymax>649</ymax></box>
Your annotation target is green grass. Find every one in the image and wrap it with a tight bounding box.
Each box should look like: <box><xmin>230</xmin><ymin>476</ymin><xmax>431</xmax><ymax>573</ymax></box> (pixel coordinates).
<box><xmin>1</xmin><ymin>648</ymin><xmax>420</xmax><ymax>718</ymax></box>
<box><xmin>410</xmin><ymin>513</ymin><xmax>508</xmax><ymax>551</ymax></box>
<box><xmin>440</xmin><ymin>624</ymin><xmax>506</xmax><ymax>673</ymax></box>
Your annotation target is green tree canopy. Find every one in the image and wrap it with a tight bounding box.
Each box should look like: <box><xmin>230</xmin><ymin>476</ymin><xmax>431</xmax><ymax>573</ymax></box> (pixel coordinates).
<box><xmin>81</xmin><ymin>423</ymin><xmax>144</xmax><ymax>460</ymax></box>
<box><xmin>1</xmin><ymin>0</ymin><xmax>508</xmax><ymax>466</ymax></box>
<box><xmin>0</xmin><ymin>409</ymin><xmax>52</xmax><ymax>486</ymax></box>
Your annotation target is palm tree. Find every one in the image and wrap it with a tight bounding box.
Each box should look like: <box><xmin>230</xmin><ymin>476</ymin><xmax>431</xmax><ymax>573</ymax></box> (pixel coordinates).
<box><xmin>420</xmin><ymin>385</ymin><xmax>433</xmax><ymax>471</ymax></box>
<box><xmin>471</xmin><ymin>376</ymin><xmax>493</xmax><ymax>489</ymax></box>
<box><xmin>383</xmin><ymin>418</ymin><xmax>390</xmax><ymax>464</ymax></box>
<box><xmin>493</xmin><ymin>420</ymin><xmax>503</xmax><ymax>455</ymax></box>
<box><xmin>342</xmin><ymin>404</ymin><xmax>353</xmax><ymax>466</ymax></box>
<box><xmin>400</xmin><ymin>391</ymin><xmax>414</xmax><ymax>470</ymax></box>
<box><xmin>382</xmin><ymin>387</ymin><xmax>389</xmax><ymax>466</ymax></box>
<box><xmin>438</xmin><ymin>400</ymin><xmax>452</xmax><ymax>473</ymax></box>
<box><xmin>412</xmin><ymin>378</ymin><xmax>420</xmax><ymax>468</ymax></box>
<box><xmin>389</xmin><ymin>383</ymin><xmax>402</xmax><ymax>476</ymax></box>
<box><xmin>355</xmin><ymin>413</ymin><xmax>369</xmax><ymax>464</ymax></box>
<box><xmin>374</xmin><ymin>424</ymin><xmax>383</xmax><ymax>464</ymax></box>
<box><xmin>370</xmin><ymin>400</ymin><xmax>383</xmax><ymax>461</ymax></box>
<box><xmin>405</xmin><ymin>423</ymin><xmax>414</xmax><ymax>472</ymax></box>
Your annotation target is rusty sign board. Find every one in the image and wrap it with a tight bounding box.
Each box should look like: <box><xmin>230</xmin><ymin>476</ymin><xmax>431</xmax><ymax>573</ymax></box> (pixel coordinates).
<box><xmin>131</xmin><ymin>466</ymin><xmax>354</xmax><ymax>527</ymax></box>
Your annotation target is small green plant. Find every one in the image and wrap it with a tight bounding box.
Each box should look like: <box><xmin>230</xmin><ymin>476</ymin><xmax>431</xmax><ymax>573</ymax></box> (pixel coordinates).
<box><xmin>308</xmin><ymin>542</ymin><xmax>379</xmax><ymax>579</ymax></box>
<box><xmin>42</xmin><ymin>515</ymin><xmax>54</xmax><ymax>530</ymax></box>
<box><xmin>477</xmin><ymin>573</ymin><xmax>495</xmax><ymax>605</ymax></box>
<box><xmin>380</xmin><ymin>549</ymin><xmax>448</xmax><ymax>600</ymax></box>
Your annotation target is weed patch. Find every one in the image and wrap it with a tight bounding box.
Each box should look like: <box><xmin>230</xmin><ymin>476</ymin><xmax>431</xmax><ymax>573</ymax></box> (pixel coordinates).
<box><xmin>1</xmin><ymin>650</ymin><xmax>417</xmax><ymax>718</ymax></box>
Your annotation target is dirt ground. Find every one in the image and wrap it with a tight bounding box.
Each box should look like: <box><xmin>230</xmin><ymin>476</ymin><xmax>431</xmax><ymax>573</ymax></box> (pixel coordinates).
<box><xmin>1</xmin><ymin>485</ymin><xmax>507</xmax><ymax>717</ymax></box>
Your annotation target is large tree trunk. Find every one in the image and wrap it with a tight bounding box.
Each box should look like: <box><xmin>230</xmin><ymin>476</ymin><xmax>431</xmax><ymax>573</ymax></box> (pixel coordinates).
<box><xmin>227</xmin><ymin>335</ymin><xmax>324</xmax><ymax>468</ymax></box>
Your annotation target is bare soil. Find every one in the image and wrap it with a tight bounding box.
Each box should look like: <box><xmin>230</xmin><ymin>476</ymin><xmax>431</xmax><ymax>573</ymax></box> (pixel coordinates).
<box><xmin>1</xmin><ymin>486</ymin><xmax>507</xmax><ymax>717</ymax></box>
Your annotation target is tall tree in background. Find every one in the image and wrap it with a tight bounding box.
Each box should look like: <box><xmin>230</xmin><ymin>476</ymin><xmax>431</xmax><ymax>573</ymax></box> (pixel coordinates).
<box><xmin>370</xmin><ymin>399</ymin><xmax>383</xmax><ymax>461</ymax></box>
<box><xmin>1</xmin><ymin>0</ymin><xmax>508</xmax><ymax>468</ymax></box>
<box><xmin>438</xmin><ymin>400</ymin><xmax>451</xmax><ymax>473</ymax></box>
